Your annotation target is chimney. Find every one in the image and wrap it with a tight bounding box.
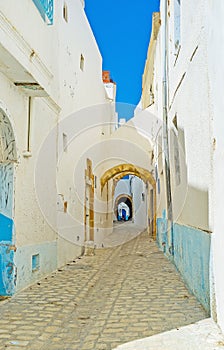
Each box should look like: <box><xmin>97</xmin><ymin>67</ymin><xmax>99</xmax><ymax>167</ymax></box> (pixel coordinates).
<box><xmin>102</xmin><ymin>71</ymin><xmax>110</xmax><ymax>83</ymax></box>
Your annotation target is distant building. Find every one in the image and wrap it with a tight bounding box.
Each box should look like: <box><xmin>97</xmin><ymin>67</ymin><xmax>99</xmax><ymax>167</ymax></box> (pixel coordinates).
<box><xmin>119</xmin><ymin>118</ymin><xmax>126</xmax><ymax>126</ymax></box>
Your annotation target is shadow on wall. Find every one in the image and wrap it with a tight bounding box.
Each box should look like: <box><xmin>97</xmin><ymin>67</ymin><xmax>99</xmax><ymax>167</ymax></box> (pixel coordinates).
<box><xmin>157</xmin><ymin>186</ymin><xmax>211</xmax><ymax>314</ymax></box>
<box><xmin>178</xmin><ymin>127</ymin><xmax>186</xmax><ymax>157</ymax></box>
<box><xmin>178</xmin><ymin>186</ymin><xmax>209</xmax><ymax>231</ymax></box>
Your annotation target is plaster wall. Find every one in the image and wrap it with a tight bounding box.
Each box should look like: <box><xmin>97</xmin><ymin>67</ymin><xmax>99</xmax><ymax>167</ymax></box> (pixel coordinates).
<box><xmin>158</xmin><ymin>0</ymin><xmax>212</xmax><ymax>232</ymax></box>
<box><xmin>0</xmin><ymin>68</ymin><xmax>59</xmax><ymax>209</ymax></box>
<box><xmin>15</xmin><ymin>96</ymin><xmax>58</xmax><ymax>247</ymax></box>
<box><xmin>148</xmin><ymin>1</ymin><xmax>212</xmax><ymax>230</ymax></box>
<box><xmin>56</xmin><ymin>105</ymin><xmax>114</xmax><ymax>265</ymax></box>
<box><xmin>14</xmin><ymin>241</ymin><xmax>57</xmax><ymax>292</ymax></box>
<box><xmin>207</xmin><ymin>0</ymin><xmax>224</xmax><ymax>332</ymax></box>
<box><xmin>0</xmin><ymin>0</ymin><xmax>108</xmax><ymax>110</ymax></box>
<box><xmin>173</xmin><ymin>223</ymin><xmax>211</xmax><ymax>313</ymax></box>
<box><xmin>0</xmin><ymin>0</ymin><xmax>114</xmax><ymax>293</ymax></box>
<box><xmin>0</xmin><ymin>0</ymin><xmax>59</xmax><ymax>101</ymax></box>
<box><xmin>165</xmin><ymin>1</ymin><xmax>212</xmax><ymax>314</ymax></box>
<box><xmin>131</xmin><ymin>177</ymin><xmax>147</xmax><ymax>229</ymax></box>
<box><xmin>0</xmin><ymin>71</ymin><xmax>58</xmax><ymax>294</ymax></box>
<box><xmin>114</xmin><ymin>179</ymin><xmax>132</xmax><ymax>199</ymax></box>
<box><xmin>57</xmin><ymin>0</ymin><xmax>107</xmax><ymax>116</ymax></box>
<box><xmin>144</xmin><ymin>0</ymin><xmax>212</xmax><ymax>314</ymax></box>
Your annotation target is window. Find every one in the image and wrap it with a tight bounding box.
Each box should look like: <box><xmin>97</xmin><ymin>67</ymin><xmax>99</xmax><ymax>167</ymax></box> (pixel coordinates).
<box><xmin>63</xmin><ymin>2</ymin><xmax>68</xmax><ymax>22</ymax></box>
<box><xmin>174</xmin><ymin>0</ymin><xmax>181</xmax><ymax>50</ymax></box>
<box><xmin>80</xmin><ymin>54</ymin><xmax>85</xmax><ymax>71</ymax></box>
<box><xmin>32</xmin><ymin>254</ymin><xmax>40</xmax><ymax>272</ymax></box>
<box><xmin>32</xmin><ymin>0</ymin><xmax>53</xmax><ymax>25</ymax></box>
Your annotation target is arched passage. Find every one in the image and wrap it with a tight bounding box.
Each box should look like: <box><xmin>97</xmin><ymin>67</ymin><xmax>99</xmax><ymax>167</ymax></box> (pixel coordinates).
<box><xmin>114</xmin><ymin>194</ymin><xmax>133</xmax><ymax>220</ymax></box>
<box><xmin>101</xmin><ymin>164</ymin><xmax>156</xmax><ymax>189</ymax></box>
<box><xmin>0</xmin><ymin>107</ymin><xmax>17</xmax><ymax>296</ymax></box>
<box><xmin>101</xmin><ymin>164</ymin><xmax>156</xmax><ymax>239</ymax></box>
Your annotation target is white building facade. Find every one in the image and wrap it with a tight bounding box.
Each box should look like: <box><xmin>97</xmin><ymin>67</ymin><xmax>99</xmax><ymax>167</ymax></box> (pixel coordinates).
<box><xmin>141</xmin><ymin>0</ymin><xmax>224</xmax><ymax>332</ymax></box>
<box><xmin>0</xmin><ymin>0</ymin><xmax>116</xmax><ymax>295</ymax></box>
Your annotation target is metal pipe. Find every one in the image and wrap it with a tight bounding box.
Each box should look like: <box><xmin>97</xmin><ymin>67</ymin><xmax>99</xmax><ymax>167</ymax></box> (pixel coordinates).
<box><xmin>27</xmin><ymin>96</ymin><xmax>31</xmax><ymax>152</ymax></box>
<box><xmin>162</xmin><ymin>0</ymin><xmax>174</xmax><ymax>255</ymax></box>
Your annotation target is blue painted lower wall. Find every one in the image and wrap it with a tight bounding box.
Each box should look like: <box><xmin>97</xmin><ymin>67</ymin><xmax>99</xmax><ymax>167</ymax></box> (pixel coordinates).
<box><xmin>0</xmin><ymin>242</ymin><xmax>16</xmax><ymax>296</ymax></box>
<box><xmin>157</xmin><ymin>218</ymin><xmax>211</xmax><ymax>313</ymax></box>
<box><xmin>14</xmin><ymin>241</ymin><xmax>57</xmax><ymax>292</ymax></box>
<box><xmin>157</xmin><ymin>216</ymin><xmax>168</xmax><ymax>254</ymax></box>
<box><xmin>157</xmin><ymin>210</ymin><xmax>171</xmax><ymax>256</ymax></box>
<box><xmin>173</xmin><ymin>223</ymin><xmax>210</xmax><ymax>313</ymax></box>
<box><xmin>0</xmin><ymin>213</ymin><xmax>15</xmax><ymax>296</ymax></box>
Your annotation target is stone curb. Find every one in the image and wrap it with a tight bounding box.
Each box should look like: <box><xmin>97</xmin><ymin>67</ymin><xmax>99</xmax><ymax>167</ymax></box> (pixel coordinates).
<box><xmin>112</xmin><ymin>319</ymin><xmax>224</xmax><ymax>350</ymax></box>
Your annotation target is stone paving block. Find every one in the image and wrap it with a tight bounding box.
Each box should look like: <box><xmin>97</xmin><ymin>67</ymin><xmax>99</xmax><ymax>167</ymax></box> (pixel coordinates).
<box><xmin>7</xmin><ymin>340</ymin><xmax>30</xmax><ymax>347</ymax></box>
<box><xmin>4</xmin><ymin>347</ymin><xmax>27</xmax><ymax>350</ymax></box>
<box><xmin>0</xmin><ymin>229</ymin><xmax>208</xmax><ymax>350</ymax></box>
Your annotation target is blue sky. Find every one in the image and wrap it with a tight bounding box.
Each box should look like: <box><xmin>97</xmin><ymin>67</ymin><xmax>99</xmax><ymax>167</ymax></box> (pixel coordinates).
<box><xmin>85</xmin><ymin>0</ymin><xmax>160</xmax><ymax>120</ymax></box>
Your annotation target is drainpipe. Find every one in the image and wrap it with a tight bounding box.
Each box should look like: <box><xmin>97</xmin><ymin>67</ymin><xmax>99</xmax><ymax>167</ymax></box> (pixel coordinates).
<box><xmin>162</xmin><ymin>0</ymin><xmax>174</xmax><ymax>255</ymax></box>
<box><xmin>23</xmin><ymin>96</ymin><xmax>32</xmax><ymax>158</ymax></box>
<box><xmin>27</xmin><ymin>96</ymin><xmax>31</xmax><ymax>152</ymax></box>
<box><xmin>130</xmin><ymin>176</ymin><xmax>134</xmax><ymax>223</ymax></box>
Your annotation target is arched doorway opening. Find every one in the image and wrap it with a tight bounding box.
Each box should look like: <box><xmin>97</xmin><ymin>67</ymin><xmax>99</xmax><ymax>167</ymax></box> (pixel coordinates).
<box><xmin>0</xmin><ymin>107</ymin><xmax>17</xmax><ymax>296</ymax></box>
<box><xmin>101</xmin><ymin>164</ymin><xmax>156</xmax><ymax>239</ymax></box>
<box><xmin>114</xmin><ymin>194</ymin><xmax>133</xmax><ymax>221</ymax></box>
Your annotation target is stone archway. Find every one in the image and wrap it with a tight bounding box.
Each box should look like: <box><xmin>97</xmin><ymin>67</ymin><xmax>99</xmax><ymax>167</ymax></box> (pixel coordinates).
<box><xmin>101</xmin><ymin>164</ymin><xmax>156</xmax><ymax>239</ymax></box>
<box><xmin>114</xmin><ymin>194</ymin><xmax>133</xmax><ymax>220</ymax></box>
<box><xmin>0</xmin><ymin>107</ymin><xmax>17</xmax><ymax>296</ymax></box>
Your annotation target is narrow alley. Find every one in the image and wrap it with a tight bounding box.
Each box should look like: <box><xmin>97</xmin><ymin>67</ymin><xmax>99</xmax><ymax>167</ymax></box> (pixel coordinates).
<box><xmin>3</xmin><ymin>0</ymin><xmax>224</xmax><ymax>348</ymax></box>
<box><xmin>0</xmin><ymin>227</ymin><xmax>207</xmax><ymax>350</ymax></box>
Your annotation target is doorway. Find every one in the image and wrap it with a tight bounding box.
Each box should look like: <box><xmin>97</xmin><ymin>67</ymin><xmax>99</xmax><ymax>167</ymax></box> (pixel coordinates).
<box><xmin>0</xmin><ymin>108</ymin><xmax>17</xmax><ymax>295</ymax></box>
<box><xmin>84</xmin><ymin>159</ymin><xmax>94</xmax><ymax>242</ymax></box>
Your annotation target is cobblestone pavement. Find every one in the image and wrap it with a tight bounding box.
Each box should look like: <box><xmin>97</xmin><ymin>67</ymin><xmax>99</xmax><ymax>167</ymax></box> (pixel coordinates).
<box><xmin>0</xmin><ymin>229</ymin><xmax>207</xmax><ymax>350</ymax></box>
<box><xmin>100</xmin><ymin>221</ymin><xmax>144</xmax><ymax>248</ymax></box>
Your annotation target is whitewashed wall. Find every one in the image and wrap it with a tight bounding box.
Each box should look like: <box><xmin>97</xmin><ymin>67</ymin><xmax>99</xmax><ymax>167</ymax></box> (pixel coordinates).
<box><xmin>141</xmin><ymin>0</ymin><xmax>212</xmax><ymax>313</ymax></box>
<box><xmin>207</xmin><ymin>0</ymin><xmax>224</xmax><ymax>333</ymax></box>
<box><xmin>132</xmin><ymin>177</ymin><xmax>147</xmax><ymax>229</ymax></box>
<box><xmin>163</xmin><ymin>0</ymin><xmax>211</xmax><ymax>231</ymax></box>
<box><xmin>0</xmin><ymin>0</ymin><xmax>114</xmax><ymax>292</ymax></box>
